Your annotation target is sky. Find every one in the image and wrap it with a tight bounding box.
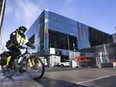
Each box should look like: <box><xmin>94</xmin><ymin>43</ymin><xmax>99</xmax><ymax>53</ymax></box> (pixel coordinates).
<box><xmin>2</xmin><ymin>0</ymin><xmax>116</xmax><ymax>46</ymax></box>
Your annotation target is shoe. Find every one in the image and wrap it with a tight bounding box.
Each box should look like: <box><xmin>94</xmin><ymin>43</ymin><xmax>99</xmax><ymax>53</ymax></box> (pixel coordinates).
<box><xmin>19</xmin><ymin>68</ymin><xmax>26</xmax><ymax>73</ymax></box>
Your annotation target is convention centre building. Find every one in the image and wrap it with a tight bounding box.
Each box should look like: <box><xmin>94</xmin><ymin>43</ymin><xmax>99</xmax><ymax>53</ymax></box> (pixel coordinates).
<box><xmin>26</xmin><ymin>10</ymin><xmax>113</xmax><ymax>67</ymax></box>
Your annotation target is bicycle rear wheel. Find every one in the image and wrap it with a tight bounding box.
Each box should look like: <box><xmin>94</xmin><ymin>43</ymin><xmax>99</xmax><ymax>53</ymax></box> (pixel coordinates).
<box><xmin>0</xmin><ymin>52</ymin><xmax>15</xmax><ymax>77</ymax></box>
<box><xmin>1</xmin><ymin>64</ymin><xmax>15</xmax><ymax>78</ymax></box>
<box><xmin>26</xmin><ymin>56</ymin><xmax>45</xmax><ymax>80</ymax></box>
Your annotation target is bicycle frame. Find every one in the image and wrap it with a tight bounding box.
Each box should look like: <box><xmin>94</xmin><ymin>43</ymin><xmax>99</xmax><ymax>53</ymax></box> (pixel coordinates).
<box><xmin>5</xmin><ymin>47</ymin><xmax>32</xmax><ymax>68</ymax></box>
<box><xmin>16</xmin><ymin>47</ymin><xmax>37</xmax><ymax>68</ymax></box>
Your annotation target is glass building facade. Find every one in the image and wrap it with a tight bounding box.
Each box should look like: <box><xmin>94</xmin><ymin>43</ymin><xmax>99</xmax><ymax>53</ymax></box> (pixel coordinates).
<box><xmin>26</xmin><ymin>10</ymin><xmax>113</xmax><ymax>57</ymax></box>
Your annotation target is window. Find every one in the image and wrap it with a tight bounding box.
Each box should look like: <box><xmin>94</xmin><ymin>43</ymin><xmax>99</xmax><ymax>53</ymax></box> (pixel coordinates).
<box><xmin>29</xmin><ymin>34</ymin><xmax>35</xmax><ymax>44</ymax></box>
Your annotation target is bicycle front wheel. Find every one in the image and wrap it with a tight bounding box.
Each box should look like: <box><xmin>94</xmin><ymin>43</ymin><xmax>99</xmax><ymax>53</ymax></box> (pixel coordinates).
<box><xmin>26</xmin><ymin>56</ymin><xmax>45</xmax><ymax>80</ymax></box>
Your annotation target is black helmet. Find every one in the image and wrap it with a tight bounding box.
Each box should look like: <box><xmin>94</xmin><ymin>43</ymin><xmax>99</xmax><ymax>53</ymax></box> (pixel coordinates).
<box><xmin>19</xmin><ymin>26</ymin><xmax>27</xmax><ymax>32</ymax></box>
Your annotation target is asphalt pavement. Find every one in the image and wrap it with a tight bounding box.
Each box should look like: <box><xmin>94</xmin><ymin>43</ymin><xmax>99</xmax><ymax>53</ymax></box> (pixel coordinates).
<box><xmin>0</xmin><ymin>67</ymin><xmax>116</xmax><ymax>87</ymax></box>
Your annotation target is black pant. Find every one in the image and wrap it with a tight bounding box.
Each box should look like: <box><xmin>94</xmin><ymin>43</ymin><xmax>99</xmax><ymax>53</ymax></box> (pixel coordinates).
<box><xmin>7</xmin><ymin>45</ymin><xmax>21</xmax><ymax>66</ymax></box>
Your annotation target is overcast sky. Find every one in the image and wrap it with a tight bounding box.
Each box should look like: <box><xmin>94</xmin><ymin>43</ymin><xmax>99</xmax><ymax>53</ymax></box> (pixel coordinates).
<box><xmin>2</xmin><ymin>0</ymin><xmax>116</xmax><ymax>45</ymax></box>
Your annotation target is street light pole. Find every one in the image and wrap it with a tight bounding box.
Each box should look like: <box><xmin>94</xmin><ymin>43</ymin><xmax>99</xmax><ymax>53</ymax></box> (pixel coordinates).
<box><xmin>67</xmin><ymin>35</ymin><xmax>70</xmax><ymax>51</ymax></box>
<box><xmin>73</xmin><ymin>43</ymin><xmax>75</xmax><ymax>60</ymax></box>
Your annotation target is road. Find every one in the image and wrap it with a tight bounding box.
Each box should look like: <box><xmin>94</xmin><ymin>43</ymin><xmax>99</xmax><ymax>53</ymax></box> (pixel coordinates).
<box><xmin>0</xmin><ymin>67</ymin><xmax>116</xmax><ymax>87</ymax></box>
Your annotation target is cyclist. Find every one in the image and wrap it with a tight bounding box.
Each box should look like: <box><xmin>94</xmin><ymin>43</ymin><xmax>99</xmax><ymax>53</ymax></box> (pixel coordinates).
<box><xmin>6</xmin><ymin>26</ymin><xmax>35</xmax><ymax>70</ymax></box>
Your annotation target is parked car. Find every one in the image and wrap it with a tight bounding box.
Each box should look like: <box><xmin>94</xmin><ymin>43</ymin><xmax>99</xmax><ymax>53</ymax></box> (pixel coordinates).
<box><xmin>59</xmin><ymin>62</ymin><xmax>70</xmax><ymax>67</ymax></box>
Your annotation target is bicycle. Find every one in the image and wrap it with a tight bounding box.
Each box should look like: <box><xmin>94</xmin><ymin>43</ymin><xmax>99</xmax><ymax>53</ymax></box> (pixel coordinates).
<box><xmin>0</xmin><ymin>47</ymin><xmax>45</xmax><ymax>80</ymax></box>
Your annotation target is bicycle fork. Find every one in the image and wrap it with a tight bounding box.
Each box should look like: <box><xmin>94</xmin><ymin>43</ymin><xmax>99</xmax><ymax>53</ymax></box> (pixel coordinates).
<box><xmin>28</xmin><ymin>58</ymin><xmax>35</xmax><ymax>67</ymax></box>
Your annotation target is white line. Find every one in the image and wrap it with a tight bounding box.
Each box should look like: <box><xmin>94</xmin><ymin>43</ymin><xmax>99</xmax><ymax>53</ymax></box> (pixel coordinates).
<box><xmin>77</xmin><ymin>74</ymin><xmax>116</xmax><ymax>84</ymax></box>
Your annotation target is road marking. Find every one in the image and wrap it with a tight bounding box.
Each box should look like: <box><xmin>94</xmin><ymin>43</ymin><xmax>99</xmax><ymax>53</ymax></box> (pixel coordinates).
<box><xmin>77</xmin><ymin>74</ymin><xmax>116</xmax><ymax>84</ymax></box>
